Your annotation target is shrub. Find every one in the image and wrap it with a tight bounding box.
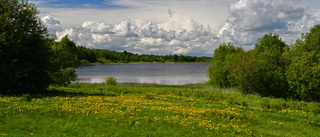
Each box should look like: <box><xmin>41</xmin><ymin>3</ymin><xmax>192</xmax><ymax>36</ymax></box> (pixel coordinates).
<box><xmin>20</xmin><ymin>94</ymin><xmax>32</xmax><ymax>102</ymax></box>
<box><xmin>105</xmin><ymin>76</ymin><xmax>117</xmax><ymax>86</ymax></box>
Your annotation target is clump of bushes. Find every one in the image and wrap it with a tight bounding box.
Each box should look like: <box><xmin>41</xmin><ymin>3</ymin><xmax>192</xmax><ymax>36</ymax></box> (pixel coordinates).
<box><xmin>105</xmin><ymin>76</ymin><xmax>117</xmax><ymax>86</ymax></box>
<box><xmin>207</xmin><ymin>24</ymin><xmax>320</xmax><ymax>102</ymax></box>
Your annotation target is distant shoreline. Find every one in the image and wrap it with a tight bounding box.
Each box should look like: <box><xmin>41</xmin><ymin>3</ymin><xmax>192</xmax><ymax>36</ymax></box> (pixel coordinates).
<box><xmin>80</xmin><ymin>62</ymin><xmax>211</xmax><ymax>65</ymax></box>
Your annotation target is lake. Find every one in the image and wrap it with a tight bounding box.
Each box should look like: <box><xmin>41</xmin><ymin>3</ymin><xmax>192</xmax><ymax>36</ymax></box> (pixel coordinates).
<box><xmin>73</xmin><ymin>63</ymin><xmax>211</xmax><ymax>85</ymax></box>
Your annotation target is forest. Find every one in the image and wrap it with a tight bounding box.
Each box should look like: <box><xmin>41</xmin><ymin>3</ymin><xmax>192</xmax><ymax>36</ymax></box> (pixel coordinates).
<box><xmin>207</xmin><ymin>25</ymin><xmax>320</xmax><ymax>102</ymax></box>
<box><xmin>76</xmin><ymin>46</ymin><xmax>212</xmax><ymax>64</ymax></box>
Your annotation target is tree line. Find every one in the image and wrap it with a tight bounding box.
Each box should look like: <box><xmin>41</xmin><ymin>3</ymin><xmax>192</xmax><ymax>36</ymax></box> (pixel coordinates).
<box><xmin>77</xmin><ymin>46</ymin><xmax>212</xmax><ymax>64</ymax></box>
<box><xmin>207</xmin><ymin>25</ymin><xmax>320</xmax><ymax>102</ymax></box>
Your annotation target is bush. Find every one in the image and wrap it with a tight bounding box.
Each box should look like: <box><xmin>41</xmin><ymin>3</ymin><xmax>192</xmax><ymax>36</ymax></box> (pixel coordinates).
<box><xmin>20</xmin><ymin>94</ymin><xmax>32</xmax><ymax>102</ymax></box>
<box><xmin>105</xmin><ymin>76</ymin><xmax>117</xmax><ymax>86</ymax></box>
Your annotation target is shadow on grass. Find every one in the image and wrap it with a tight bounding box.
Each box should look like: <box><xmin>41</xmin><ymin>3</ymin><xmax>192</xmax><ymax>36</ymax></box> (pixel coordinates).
<box><xmin>0</xmin><ymin>89</ymin><xmax>106</xmax><ymax>99</ymax></box>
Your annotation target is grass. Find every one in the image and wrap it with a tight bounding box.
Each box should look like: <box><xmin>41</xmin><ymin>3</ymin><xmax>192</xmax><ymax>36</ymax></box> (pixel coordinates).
<box><xmin>1</xmin><ymin>83</ymin><xmax>320</xmax><ymax>136</ymax></box>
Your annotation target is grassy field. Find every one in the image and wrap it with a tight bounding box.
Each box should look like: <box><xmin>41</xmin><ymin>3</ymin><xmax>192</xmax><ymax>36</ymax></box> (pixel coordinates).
<box><xmin>1</xmin><ymin>84</ymin><xmax>320</xmax><ymax>136</ymax></box>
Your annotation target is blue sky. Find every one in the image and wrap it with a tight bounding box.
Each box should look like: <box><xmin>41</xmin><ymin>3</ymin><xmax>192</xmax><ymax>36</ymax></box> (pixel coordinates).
<box><xmin>35</xmin><ymin>0</ymin><xmax>122</xmax><ymax>8</ymax></box>
<box><xmin>36</xmin><ymin>0</ymin><xmax>320</xmax><ymax>56</ymax></box>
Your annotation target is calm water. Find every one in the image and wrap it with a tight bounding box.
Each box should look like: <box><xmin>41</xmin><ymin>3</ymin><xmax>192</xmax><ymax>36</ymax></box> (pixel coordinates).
<box><xmin>74</xmin><ymin>63</ymin><xmax>210</xmax><ymax>85</ymax></box>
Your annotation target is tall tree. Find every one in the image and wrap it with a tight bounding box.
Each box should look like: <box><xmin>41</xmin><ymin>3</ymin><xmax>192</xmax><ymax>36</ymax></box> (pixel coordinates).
<box><xmin>250</xmin><ymin>33</ymin><xmax>289</xmax><ymax>97</ymax></box>
<box><xmin>50</xmin><ymin>35</ymin><xmax>80</xmax><ymax>85</ymax></box>
<box><xmin>0</xmin><ymin>0</ymin><xmax>53</xmax><ymax>93</ymax></box>
<box><xmin>287</xmin><ymin>25</ymin><xmax>320</xmax><ymax>101</ymax></box>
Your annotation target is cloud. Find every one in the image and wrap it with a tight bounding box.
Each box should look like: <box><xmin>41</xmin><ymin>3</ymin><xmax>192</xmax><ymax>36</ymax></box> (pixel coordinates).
<box><xmin>287</xmin><ymin>9</ymin><xmax>320</xmax><ymax>32</ymax></box>
<box><xmin>228</xmin><ymin>0</ymin><xmax>304</xmax><ymax>31</ymax></box>
<box><xmin>216</xmin><ymin>0</ymin><xmax>319</xmax><ymax>46</ymax></box>
<box><xmin>82</xmin><ymin>21</ymin><xmax>113</xmax><ymax>34</ymax></box>
<box><xmin>36</xmin><ymin>0</ymin><xmax>232</xmax><ymax>32</ymax></box>
<box><xmin>41</xmin><ymin>15</ymin><xmax>62</xmax><ymax>35</ymax></box>
<box><xmin>51</xmin><ymin>16</ymin><xmax>216</xmax><ymax>56</ymax></box>
<box><xmin>113</xmin><ymin>18</ymin><xmax>134</xmax><ymax>36</ymax></box>
<box><xmin>41</xmin><ymin>0</ymin><xmax>320</xmax><ymax>56</ymax></box>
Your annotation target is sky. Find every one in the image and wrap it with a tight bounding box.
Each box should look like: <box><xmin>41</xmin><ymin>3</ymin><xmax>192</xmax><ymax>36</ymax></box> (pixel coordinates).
<box><xmin>32</xmin><ymin>0</ymin><xmax>320</xmax><ymax>56</ymax></box>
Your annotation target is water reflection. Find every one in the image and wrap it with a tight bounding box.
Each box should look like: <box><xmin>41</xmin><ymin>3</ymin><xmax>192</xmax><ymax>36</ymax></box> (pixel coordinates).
<box><xmin>75</xmin><ymin>76</ymin><xmax>208</xmax><ymax>85</ymax></box>
<box><xmin>73</xmin><ymin>63</ymin><xmax>210</xmax><ymax>85</ymax></box>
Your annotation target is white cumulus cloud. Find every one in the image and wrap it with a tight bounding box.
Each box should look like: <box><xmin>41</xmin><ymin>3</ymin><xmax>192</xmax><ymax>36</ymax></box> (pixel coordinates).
<box><xmin>216</xmin><ymin>0</ymin><xmax>318</xmax><ymax>46</ymax></box>
<box><xmin>51</xmin><ymin>17</ymin><xmax>216</xmax><ymax>55</ymax></box>
<box><xmin>41</xmin><ymin>0</ymin><xmax>320</xmax><ymax>56</ymax></box>
<box><xmin>41</xmin><ymin>15</ymin><xmax>62</xmax><ymax>35</ymax></box>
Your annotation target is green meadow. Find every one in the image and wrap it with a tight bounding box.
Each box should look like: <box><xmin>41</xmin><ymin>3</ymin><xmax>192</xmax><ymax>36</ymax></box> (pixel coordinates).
<box><xmin>1</xmin><ymin>84</ymin><xmax>320</xmax><ymax>136</ymax></box>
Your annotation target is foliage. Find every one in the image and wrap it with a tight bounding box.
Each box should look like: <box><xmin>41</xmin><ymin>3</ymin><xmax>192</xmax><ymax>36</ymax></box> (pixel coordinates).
<box><xmin>227</xmin><ymin>51</ymin><xmax>259</xmax><ymax>94</ymax></box>
<box><xmin>20</xmin><ymin>94</ymin><xmax>32</xmax><ymax>102</ymax></box>
<box><xmin>206</xmin><ymin>43</ymin><xmax>242</xmax><ymax>87</ymax></box>
<box><xmin>1</xmin><ymin>84</ymin><xmax>320</xmax><ymax>136</ymax></box>
<box><xmin>50</xmin><ymin>35</ymin><xmax>80</xmax><ymax>85</ymax></box>
<box><xmin>105</xmin><ymin>76</ymin><xmax>117</xmax><ymax>86</ymax></box>
<box><xmin>248</xmin><ymin>33</ymin><xmax>289</xmax><ymax>97</ymax></box>
<box><xmin>77</xmin><ymin>46</ymin><xmax>212</xmax><ymax>64</ymax></box>
<box><xmin>0</xmin><ymin>0</ymin><xmax>52</xmax><ymax>93</ymax></box>
<box><xmin>287</xmin><ymin>25</ymin><xmax>320</xmax><ymax>101</ymax></box>
<box><xmin>207</xmin><ymin>26</ymin><xmax>320</xmax><ymax>101</ymax></box>
<box><xmin>50</xmin><ymin>67</ymin><xmax>78</xmax><ymax>86</ymax></box>
<box><xmin>208</xmin><ymin>35</ymin><xmax>289</xmax><ymax>97</ymax></box>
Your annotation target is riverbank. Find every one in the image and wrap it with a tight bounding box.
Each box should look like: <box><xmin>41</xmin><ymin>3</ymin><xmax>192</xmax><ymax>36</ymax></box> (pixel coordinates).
<box><xmin>1</xmin><ymin>84</ymin><xmax>320</xmax><ymax>136</ymax></box>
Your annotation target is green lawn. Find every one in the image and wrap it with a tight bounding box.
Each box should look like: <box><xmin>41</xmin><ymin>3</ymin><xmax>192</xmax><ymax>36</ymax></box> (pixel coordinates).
<box><xmin>1</xmin><ymin>84</ymin><xmax>319</xmax><ymax>136</ymax></box>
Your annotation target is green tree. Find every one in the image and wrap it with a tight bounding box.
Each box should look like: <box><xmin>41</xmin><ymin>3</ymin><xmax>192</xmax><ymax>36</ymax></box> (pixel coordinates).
<box><xmin>50</xmin><ymin>35</ymin><xmax>80</xmax><ymax>85</ymax></box>
<box><xmin>207</xmin><ymin>43</ymin><xmax>242</xmax><ymax>87</ymax></box>
<box><xmin>287</xmin><ymin>25</ymin><xmax>320</xmax><ymax>101</ymax></box>
<box><xmin>0</xmin><ymin>0</ymin><xmax>53</xmax><ymax>93</ymax></box>
<box><xmin>226</xmin><ymin>34</ymin><xmax>289</xmax><ymax>97</ymax></box>
<box><xmin>250</xmin><ymin>33</ymin><xmax>289</xmax><ymax>97</ymax></box>
<box><xmin>228</xmin><ymin>51</ymin><xmax>258</xmax><ymax>94</ymax></box>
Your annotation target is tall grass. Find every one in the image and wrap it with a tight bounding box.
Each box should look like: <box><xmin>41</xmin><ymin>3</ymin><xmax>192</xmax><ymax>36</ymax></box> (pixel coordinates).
<box><xmin>1</xmin><ymin>84</ymin><xmax>319</xmax><ymax>136</ymax></box>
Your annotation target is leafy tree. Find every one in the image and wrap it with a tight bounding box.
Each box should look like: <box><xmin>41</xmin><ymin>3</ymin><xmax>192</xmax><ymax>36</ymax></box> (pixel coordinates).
<box><xmin>250</xmin><ymin>33</ymin><xmax>289</xmax><ymax>97</ymax></box>
<box><xmin>50</xmin><ymin>35</ymin><xmax>80</xmax><ymax>85</ymax></box>
<box><xmin>207</xmin><ymin>43</ymin><xmax>242</xmax><ymax>87</ymax></box>
<box><xmin>77</xmin><ymin>46</ymin><xmax>97</xmax><ymax>63</ymax></box>
<box><xmin>287</xmin><ymin>51</ymin><xmax>320</xmax><ymax>101</ymax></box>
<box><xmin>219</xmin><ymin>34</ymin><xmax>289</xmax><ymax>97</ymax></box>
<box><xmin>287</xmin><ymin>25</ymin><xmax>320</xmax><ymax>101</ymax></box>
<box><xmin>255</xmin><ymin>33</ymin><xmax>286</xmax><ymax>54</ymax></box>
<box><xmin>0</xmin><ymin>0</ymin><xmax>52</xmax><ymax>93</ymax></box>
<box><xmin>228</xmin><ymin>51</ymin><xmax>258</xmax><ymax>94</ymax></box>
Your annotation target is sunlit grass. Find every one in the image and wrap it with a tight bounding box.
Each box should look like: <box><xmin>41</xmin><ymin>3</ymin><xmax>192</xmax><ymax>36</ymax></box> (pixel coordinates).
<box><xmin>1</xmin><ymin>84</ymin><xmax>320</xmax><ymax>136</ymax></box>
